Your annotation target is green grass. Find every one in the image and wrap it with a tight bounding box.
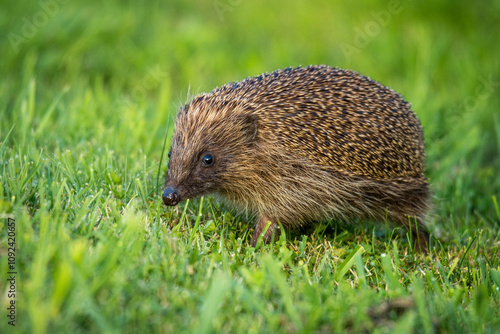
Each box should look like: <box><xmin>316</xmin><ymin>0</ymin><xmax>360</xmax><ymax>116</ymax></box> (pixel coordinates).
<box><xmin>1</xmin><ymin>0</ymin><xmax>500</xmax><ymax>333</ymax></box>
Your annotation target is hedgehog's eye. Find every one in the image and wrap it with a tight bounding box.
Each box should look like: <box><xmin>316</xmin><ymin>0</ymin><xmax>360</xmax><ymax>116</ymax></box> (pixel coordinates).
<box><xmin>168</xmin><ymin>151</ymin><xmax>171</xmax><ymax>158</ymax></box>
<box><xmin>202</xmin><ymin>154</ymin><xmax>214</xmax><ymax>166</ymax></box>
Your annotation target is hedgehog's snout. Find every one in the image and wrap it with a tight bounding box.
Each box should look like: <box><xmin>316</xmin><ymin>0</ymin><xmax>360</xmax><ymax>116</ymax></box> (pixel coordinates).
<box><xmin>163</xmin><ymin>188</ymin><xmax>180</xmax><ymax>206</ymax></box>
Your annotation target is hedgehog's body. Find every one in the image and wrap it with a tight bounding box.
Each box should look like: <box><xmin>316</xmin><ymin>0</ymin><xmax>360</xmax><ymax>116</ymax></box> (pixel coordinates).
<box><xmin>163</xmin><ymin>65</ymin><xmax>431</xmax><ymax>251</ymax></box>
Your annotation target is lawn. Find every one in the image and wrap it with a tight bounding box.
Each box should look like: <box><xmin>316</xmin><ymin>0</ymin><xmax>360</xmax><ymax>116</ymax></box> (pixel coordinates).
<box><xmin>1</xmin><ymin>0</ymin><xmax>499</xmax><ymax>333</ymax></box>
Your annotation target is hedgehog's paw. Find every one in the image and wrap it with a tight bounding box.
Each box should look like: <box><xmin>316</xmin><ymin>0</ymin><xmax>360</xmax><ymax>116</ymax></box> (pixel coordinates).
<box><xmin>251</xmin><ymin>216</ymin><xmax>280</xmax><ymax>247</ymax></box>
<box><xmin>413</xmin><ymin>229</ymin><xmax>430</xmax><ymax>254</ymax></box>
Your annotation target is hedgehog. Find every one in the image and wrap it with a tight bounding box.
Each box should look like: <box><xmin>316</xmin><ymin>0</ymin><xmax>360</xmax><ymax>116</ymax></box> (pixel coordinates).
<box><xmin>163</xmin><ymin>65</ymin><xmax>431</xmax><ymax>252</ymax></box>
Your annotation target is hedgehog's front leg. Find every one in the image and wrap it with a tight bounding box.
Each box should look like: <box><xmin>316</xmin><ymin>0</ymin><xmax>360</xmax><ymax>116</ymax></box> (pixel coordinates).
<box><xmin>251</xmin><ymin>216</ymin><xmax>280</xmax><ymax>247</ymax></box>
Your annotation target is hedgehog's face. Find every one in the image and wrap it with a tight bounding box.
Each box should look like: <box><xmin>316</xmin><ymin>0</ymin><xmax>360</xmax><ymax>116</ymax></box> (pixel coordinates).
<box><xmin>163</xmin><ymin>99</ymin><xmax>257</xmax><ymax>207</ymax></box>
<box><xmin>163</xmin><ymin>144</ymin><xmax>227</xmax><ymax>206</ymax></box>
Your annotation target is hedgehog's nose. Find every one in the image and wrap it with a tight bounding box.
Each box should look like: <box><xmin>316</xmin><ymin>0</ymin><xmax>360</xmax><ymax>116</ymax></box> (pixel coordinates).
<box><xmin>162</xmin><ymin>188</ymin><xmax>180</xmax><ymax>206</ymax></box>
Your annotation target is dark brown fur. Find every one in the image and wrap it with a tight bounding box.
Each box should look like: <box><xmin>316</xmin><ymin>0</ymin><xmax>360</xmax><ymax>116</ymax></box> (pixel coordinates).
<box><xmin>163</xmin><ymin>65</ymin><xmax>431</xmax><ymax>252</ymax></box>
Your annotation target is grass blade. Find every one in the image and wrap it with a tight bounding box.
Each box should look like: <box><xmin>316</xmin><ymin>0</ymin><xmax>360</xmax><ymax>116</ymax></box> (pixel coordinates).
<box><xmin>335</xmin><ymin>245</ymin><xmax>365</xmax><ymax>281</ymax></box>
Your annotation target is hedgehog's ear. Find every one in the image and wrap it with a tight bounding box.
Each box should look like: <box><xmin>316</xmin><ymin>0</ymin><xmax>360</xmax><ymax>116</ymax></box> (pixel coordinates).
<box><xmin>239</xmin><ymin>114</ymin><xmax>258</xmax><ymax>143</ymax></box>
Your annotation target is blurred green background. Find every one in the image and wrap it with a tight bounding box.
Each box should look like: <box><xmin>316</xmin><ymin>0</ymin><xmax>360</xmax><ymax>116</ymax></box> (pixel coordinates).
<box><xmin>1</xmin><ymin>0</ymin><xmax>500</xmax><ymax>332</ymax></box>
